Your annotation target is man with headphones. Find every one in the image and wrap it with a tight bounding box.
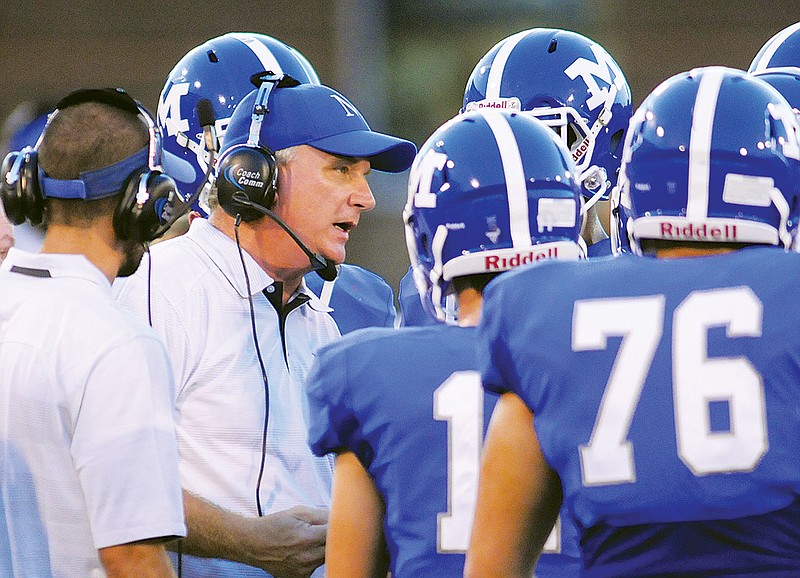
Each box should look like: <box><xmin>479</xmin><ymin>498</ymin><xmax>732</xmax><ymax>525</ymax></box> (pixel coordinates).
<box><xmin>113</xmin><ymin>78</ymin><xmax>415</xmax><ymax>577</ymax></box>
<box><xmin>0</xmin><ymin>88</ymin><xmax>187</xmax><ymax>576</ymax></box>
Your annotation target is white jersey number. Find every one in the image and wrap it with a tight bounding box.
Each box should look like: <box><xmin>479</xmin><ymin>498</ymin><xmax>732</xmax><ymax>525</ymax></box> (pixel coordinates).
<box><xmin>434</xmin><ymin>371</ymin><xmax>560</xmax><ymax>554</ymax></box>
<box><xmin>574</xmin><ymin>288</ymin><xmax>767</xmax><ymax>486</ymax></box>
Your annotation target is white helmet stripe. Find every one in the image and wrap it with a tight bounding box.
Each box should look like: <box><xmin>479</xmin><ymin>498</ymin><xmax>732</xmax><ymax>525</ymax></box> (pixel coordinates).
<box><xmin>687</xmin><ymin>67</ymin><xmax>725</xmax><ymax>220</ymax></box>
<box><xmin>228</xmin><ymin>33</ymin><xmax>285</xmax><ymax>76</ymax></box>
<box><xmin>486</xmin><ymin>30</ymin><xmax>531</xmax><ymax>99</ymax></box>
<box><xmin>751</xmin><ymin>22</ymin><xmax>800</xmax><ymax>73</ymax></box>
<box><xmin>482</xmin><ymin>110</ymin><xmax>532</xmax><ymax>247</ymax></box>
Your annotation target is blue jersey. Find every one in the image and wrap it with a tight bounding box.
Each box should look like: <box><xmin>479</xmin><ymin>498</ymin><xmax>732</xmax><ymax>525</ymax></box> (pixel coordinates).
<box><xmin>306</xmin><ymin>325</ymin><xmax>580</xmax><ymax>577</ymax></box>
<box><xmin>479</xmin><ymin>247</ymin><xmax>800</xmax><ymax>577</ymax></box>
<box><xmin>586</xmin><ymin>237</ymin><xmax>612</xmax><ymax>258</ymax></box>
<box><xmin>398</xmin><ymin>266</ymin><xmax>439</xmax><ymax>327</ymax></box>
<box><xmin>304</xmin><ymin>263</ymin><xmax>397</xmax><ymax>334</ymax></box>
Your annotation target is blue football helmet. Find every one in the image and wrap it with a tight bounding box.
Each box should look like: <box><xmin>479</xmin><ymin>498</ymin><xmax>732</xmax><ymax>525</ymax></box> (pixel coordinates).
<box><xmin>752</xmin><ymin>68</ymin><xmax>800</xmax><ymax>114</ymax></box>
<box><xmin>462</xmin><ymin>28</ymin><xmax>632</xmax><ymax>205</ymax></box>
<box><xmin>157</xmin><ymin>32</ymin><xmax>320</xmax><ymax>213</ymax></box>
<box><xmin>749</xmin><ymin>22</ymin><xmax>800</xmax><ymax>73</ymax></box>
<box><xmin>615</xmin><ymin>66</ymin><xmax>800</xmax><ymax>254</ymax></box>
<box><xmin>404</xmin><ymin>109</ymin><xmax>584</xmax><ymax>321</ymax></box>
<box><xmin>3</xmin><ymin>108</ymin><xmax>50</xmax><ymax>156</ymax></box>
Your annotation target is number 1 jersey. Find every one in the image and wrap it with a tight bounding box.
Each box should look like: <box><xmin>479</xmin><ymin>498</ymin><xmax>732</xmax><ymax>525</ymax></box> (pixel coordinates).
<box><xmin>307</xmin><ymin>324</ymin><xmax>580</xmax><ymax>577</ymax></box>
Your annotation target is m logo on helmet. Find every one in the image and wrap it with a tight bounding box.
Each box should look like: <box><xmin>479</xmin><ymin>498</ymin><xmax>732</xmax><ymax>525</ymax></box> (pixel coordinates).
<box><xmin>408</xmin><ymin>149</ymin><xmax>447</xmax><ymax>209</ymax></box>
<box><xmin>767</xmin><ymin>102</ymin><xmax>800</xmax><ymax>161</ymax></box>
<box><xmin>159</xmin><ymin>83</ymin><xmax>190</xmax><ymax>137</ymax></box>
<box><xmin>564</xmin><ymin>44</ymin><xmax>624</xmax><ymax>111</ymax></box>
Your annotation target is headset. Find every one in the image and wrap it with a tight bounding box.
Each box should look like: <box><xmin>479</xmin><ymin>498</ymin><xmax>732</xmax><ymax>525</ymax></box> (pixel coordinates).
<box><xmin>215</xmin><ymin>73</ymin><xmax>338</xmax><ymax>281</ymax></box>
<box><xmin>215</xmin><ymin>72</ymin><xmax>291</xmax><ymax>220</ymax></box>
<box><xmin>0</xmin><ymin>87</ymin><xmax>184</xmax><ymax>244</ymax></box>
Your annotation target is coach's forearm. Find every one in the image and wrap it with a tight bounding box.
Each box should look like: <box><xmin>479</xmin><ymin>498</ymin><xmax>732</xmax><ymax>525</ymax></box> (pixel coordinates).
<box><xmin>174</xmin><ymin>490</ymin><xmax>248</xmax><ymax>561</ymax></box>
<box><xmin>176</xmin><ymin>489</ymin><xmax>327</xmax><ymax>577</ymax></box>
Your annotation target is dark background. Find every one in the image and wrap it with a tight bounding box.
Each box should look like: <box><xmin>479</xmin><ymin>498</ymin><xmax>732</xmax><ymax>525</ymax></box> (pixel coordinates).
<box><xmin>2</xmin><ymin>1</ymin><xmax>799</xmax><ymax>292</ymax></box>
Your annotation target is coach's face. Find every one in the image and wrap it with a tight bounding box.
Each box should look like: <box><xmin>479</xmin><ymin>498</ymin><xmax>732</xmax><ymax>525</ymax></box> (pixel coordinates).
<box><xmin>273</xmin><ymin>145</ymin><xmax>375</xmax><ymax>266</ymax></box>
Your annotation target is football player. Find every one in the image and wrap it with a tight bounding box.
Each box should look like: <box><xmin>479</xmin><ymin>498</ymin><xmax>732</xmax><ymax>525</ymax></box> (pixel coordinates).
<box><xmin>400</xmin><ymin>28</ymin><xmax>633</xmax><ymax>328</ymax></box>
<box><xmin>462</xmin><ymin>28</ymin><xmax>632</xmax><ymax>257</ymax></box>
<box><xmin>306</xmin><ymin>109</ymin><xmax>585</xmax><ymax>577</ymax></box>
<box><xmin>466</xmin><ymin>67</ymin><xmax>800</xmax><ymax>577</ymax></box>
<box><xmin>156</xmin><ymin>32</ymin><xmax>397</xmax><ymax>333</ymax></box>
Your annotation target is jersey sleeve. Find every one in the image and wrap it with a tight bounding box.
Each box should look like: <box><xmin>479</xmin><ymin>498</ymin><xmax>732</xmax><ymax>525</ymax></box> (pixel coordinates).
<box><xmin>71</xmin><ymin>333</ymin><xmax>185</xmax><ymax>549</ymax></box>
<box><xmin>477</xmin><ymin>276</ymin><xmax>523</xmax><ymax>397</ymax></box>
<box><xmin>378</xmin><ymin>281</ymin><xmax>398</xmax><ymax>329</ymax></box>
<box><xmin>306</xmin><ymin>339</ymin><xmax>369</xmax><ymax>463</ymax></box>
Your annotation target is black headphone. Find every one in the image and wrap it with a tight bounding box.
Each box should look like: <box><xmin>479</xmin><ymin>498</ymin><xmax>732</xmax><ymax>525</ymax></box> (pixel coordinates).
<box><xmin>0</xmin><ymin>87</ymin><xmax>183</xmax><ymax>244</ymax></box>
<box><xmin>214</xmin><ymin>74</ymin><xmax>338</xmax><ymax>281</ymax></box>
<box><xmin>215</xmin><ymin>73</ymin><xmax>299</xmax><ymax>221</ymax></box>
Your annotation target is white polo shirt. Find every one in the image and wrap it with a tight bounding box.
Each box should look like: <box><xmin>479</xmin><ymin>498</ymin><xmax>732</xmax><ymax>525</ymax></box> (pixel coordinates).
<box><xmin>0</xmin><ymin>248</ymin><xmax>185</xmax><ymax>578</ymax></box>
<box><xmin>113</xmin><ymin>218</ymin><xmax>339</xmax><ymax>577</ymax></box>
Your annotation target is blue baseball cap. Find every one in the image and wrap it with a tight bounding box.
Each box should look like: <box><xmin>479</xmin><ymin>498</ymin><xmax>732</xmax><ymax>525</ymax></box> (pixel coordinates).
<box><xmin>221</xmin><ymin>83</ymin><xmax>417</xmax><ymax>173</ymax></box>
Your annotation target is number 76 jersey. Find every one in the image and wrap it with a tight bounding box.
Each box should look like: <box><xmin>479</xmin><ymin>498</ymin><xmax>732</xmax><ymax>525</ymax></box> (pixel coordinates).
<box><xmin>479</xmin><ymin>247</ymin><xmax>800</xmax><ymax>576</ymax></box>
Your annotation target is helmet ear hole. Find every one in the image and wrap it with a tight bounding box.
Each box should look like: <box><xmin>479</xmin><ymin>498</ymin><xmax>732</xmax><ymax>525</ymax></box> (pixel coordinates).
<box><xmin>566</xmin><ymin>123</ymin><xmax>581</xmax><ymax>150</ymax></box>
<box><xmin>418</xmin><ymin>233</ymin><xmax>428</xmax><ymax>254</ymax></box>
<box><xmin>609</xmin><ymin>129</ymin><xmax>624</xmax><ymax>156</ymax></box>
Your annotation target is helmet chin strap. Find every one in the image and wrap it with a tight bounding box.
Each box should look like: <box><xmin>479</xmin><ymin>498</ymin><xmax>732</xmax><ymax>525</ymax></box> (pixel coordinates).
<box><xmin>576</xmin><ymin>235</ymin><xmax>589</xmax><ymax>258</ymax></box>
<box><xmin>769</xmin><ymin>186</ymin><xmax>793</xmax><ymax>249</ymax></box>
<box><xmin>430</xmin><ymin>225</ymin><xmax>450</xmax><ymax>322</ymax></box>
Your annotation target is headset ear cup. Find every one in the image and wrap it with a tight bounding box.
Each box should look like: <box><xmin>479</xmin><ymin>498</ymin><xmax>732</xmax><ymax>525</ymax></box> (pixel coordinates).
<box><xmin>19</xmin><ymin>151</ymin><xmax>44</xmax><ymax>226</ymax></box>
<box><xmin>1</xmin><ymin>152</ymin><xmax>24</xmax><ymax>224</ymax></box>
<box><xmin>1</xmin><ymin>150</ymin><xmax>44</xmax><ymax>226</ymax></box>
<box><xmin>216</xmin><ymin>144</ymin><xmax>278</xmax><ymax>222</ymax></box>
<box><xmin>114</xmin><ymin>169</ymin><xmax>181</xmax><ymax>243</ymax></box>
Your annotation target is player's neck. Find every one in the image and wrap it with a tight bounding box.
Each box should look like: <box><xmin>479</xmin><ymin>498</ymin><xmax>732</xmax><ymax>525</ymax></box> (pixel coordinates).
<box><xmin>581</xmin><ymin>203</ymin><xmax>609</xmax><ymax>245</ymax></box>
<box><xmin>456</xmin><ymin>288</ymin><xmax>483</xmax><ymax>327</ymax></box>
<box><xmin>40</xmin><ymin>222</ymin><xmax>122</xmax><ymax>283</ymax></box>
<box><xmin>654</xmin><ymin>246</ymin><xmax>738</xmax><ymax>258</ymax></box>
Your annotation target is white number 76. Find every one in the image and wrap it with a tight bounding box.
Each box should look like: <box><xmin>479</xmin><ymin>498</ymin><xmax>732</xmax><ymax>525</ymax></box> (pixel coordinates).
<box><xmin>574</xmin><ymin>287</ymin><xmax>768</xmax><ymax>486</ymax></box>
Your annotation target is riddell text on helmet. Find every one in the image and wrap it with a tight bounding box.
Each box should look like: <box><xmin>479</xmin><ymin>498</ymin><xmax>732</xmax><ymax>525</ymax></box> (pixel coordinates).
<box><xmin>572</xmin><ymin>137</ymin><xmax>591</xmax><ymax>162</ymax></box>
<box><xmin>485</xmin><ymin>246</ymin><xmax>559</xmax><ymax>270</ymax></box>
<box><xmin>660</xmin><ymin>222</ymin><xmax>738</xmax><ymax>241</ymax></box>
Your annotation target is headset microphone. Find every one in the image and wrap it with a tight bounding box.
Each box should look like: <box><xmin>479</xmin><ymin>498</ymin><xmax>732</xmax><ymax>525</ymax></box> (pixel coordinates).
<box><xmin>196</xmin><ymin>98</ymin><xmax>218</xmax><ymax>158</ymax></box>
<box><xmin>170</xmin><ymin>99</ymin><xmax>218</xmax><ymax>221</ymax></box>
<box><xmin>231</xmin><ymin>191</ymin><xmax>338</xmax><ymax>281</ymax></box>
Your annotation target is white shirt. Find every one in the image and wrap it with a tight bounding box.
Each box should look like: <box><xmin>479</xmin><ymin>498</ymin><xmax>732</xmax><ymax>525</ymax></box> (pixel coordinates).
<box><xmin>113</xmin><ymin>218</ymin><xmax>339</xmax><ymax>577</ymax></box>
<box><xmin>0</xmin><ymin>248</ymin><xmax>185</xmax><ymax>578</ymax></box>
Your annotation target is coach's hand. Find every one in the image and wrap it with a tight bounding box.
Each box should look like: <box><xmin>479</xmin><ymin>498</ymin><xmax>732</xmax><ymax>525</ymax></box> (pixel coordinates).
<box><xmin>248</xmin><ymin>506</ymin><xmax>328</xmax><ymax>578</ymax></box>
<box><xmin>180</xmin><ymin>492</ymin><xmax>327</xmax><ymax>578</ymax></box>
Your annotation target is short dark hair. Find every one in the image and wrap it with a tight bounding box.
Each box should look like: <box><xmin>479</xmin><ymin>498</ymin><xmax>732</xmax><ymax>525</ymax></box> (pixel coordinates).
<box><xmin>38</xmin><ymin>101</ymin><xmax>148</xmax><ymax>226</ymax></box>
<box><xmin>451</xmin><ymin>272</ymin><xmax>500</xmax><ymax>295</ymax></box>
